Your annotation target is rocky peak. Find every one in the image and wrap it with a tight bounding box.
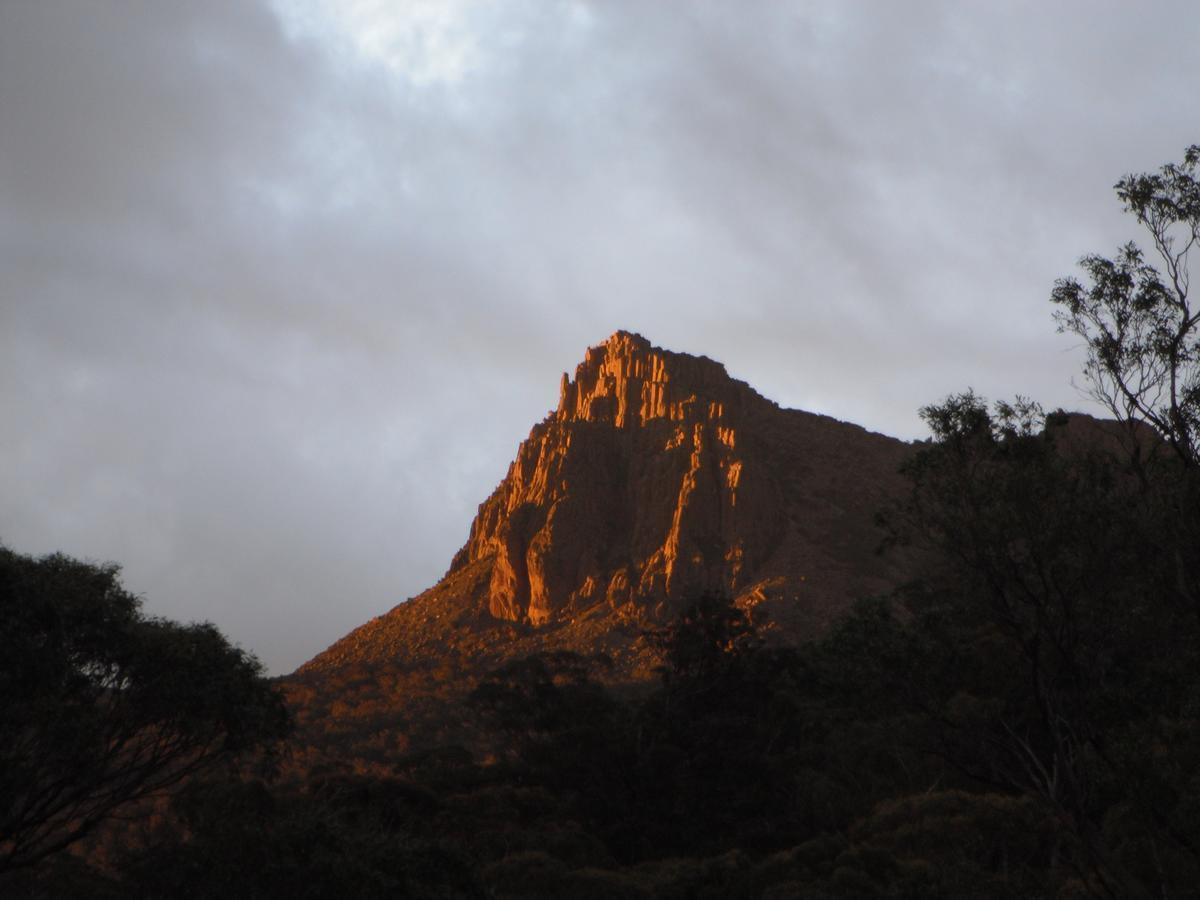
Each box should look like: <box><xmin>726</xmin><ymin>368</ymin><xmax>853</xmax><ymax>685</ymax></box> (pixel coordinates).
<box><xmin>555</xmin><ymin>331</ymin><xmax>746</xmax><ymax>428</ymax></box>
<box><xmin>442</xmin><ymin>331</ymin><xmax>902</xmax><ymax>629</ymax></box>
<box><xmin>301</xmin><ymin>331</ymin><xmax>912</xmax><ymax>675</ymax></box>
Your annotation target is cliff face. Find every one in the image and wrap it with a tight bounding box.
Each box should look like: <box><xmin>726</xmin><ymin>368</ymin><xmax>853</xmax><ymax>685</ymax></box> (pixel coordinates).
<box><xmin>453</xmin><ymin>331</ymin><xmax>787</xmax><ymax>625</ymax></box>
<box><xmin>300</xmin><ymin>331</ymin><xmax>912</xmax><ymax>675</ymax></box>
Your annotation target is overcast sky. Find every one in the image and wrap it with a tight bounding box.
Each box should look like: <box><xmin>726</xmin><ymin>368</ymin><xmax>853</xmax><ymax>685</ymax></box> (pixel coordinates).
<box><xmin>2</xmin><ymin>0</ymin><xmax>1196</xmax><ymax>674</ymax></box>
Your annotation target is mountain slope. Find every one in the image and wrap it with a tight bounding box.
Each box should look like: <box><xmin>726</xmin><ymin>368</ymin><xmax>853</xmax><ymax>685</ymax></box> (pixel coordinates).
<box><xmin>299</xmin><ymin>332</ymin><xmax>912</xmax><ymax>679</ymax></box>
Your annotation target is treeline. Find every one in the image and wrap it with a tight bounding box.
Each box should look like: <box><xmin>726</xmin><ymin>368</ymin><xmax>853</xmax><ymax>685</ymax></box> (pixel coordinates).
<box><xmin>11</xmin><ymin>392</ymin><xmax>1200</xmax><ymax>897</ymax></box>
<box><xmin>6</xmin><ymin>421</ymin><xmax>1200</xmax><ymax>896</ymax></box>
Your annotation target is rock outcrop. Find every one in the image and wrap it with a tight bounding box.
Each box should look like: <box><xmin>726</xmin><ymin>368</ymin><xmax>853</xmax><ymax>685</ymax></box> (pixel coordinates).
<box><xmin>453</xmin><ymin>331</ymin><xmax>788</xmax><ymax>624</ymax></box>
<box><xmin>300</xmin><ymin>331</ymin><xmax>913</xmax><ymax>675</ymax></box>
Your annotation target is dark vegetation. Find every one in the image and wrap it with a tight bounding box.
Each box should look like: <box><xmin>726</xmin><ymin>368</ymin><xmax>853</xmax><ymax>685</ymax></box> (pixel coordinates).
<box><xmin>0</xmin><ymin>546</ymin><xmax>289</xmax><ymax>891</ymax></box>
<box><xmin>3</xmin><ymin>147</ymin><xmax>1198</xmax><ymax>897</ymax></box>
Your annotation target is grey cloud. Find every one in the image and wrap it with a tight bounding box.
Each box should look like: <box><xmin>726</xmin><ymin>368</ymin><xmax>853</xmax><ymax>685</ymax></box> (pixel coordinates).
<box><xmin>2</xmin><ymin>0</ymin><xmax>1197</xmax><ymax>672</ymax></box>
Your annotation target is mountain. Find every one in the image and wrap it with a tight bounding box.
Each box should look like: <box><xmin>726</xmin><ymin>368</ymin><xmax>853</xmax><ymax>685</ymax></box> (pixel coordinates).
<box><xmin>298</xmin><ymin>331</ymin><xmax>912</xmax><ymax>680</ymax></box>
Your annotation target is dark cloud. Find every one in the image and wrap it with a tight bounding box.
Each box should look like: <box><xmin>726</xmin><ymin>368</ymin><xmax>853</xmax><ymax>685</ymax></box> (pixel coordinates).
<box><xmin>2</xmin><ymin>0</ymin><xmax>1197</xmax><ymax>671</ymax></box>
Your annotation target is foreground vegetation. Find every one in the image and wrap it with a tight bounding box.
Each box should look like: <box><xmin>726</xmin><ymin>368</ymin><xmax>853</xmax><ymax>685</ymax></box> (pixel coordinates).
<box><xmin>9</xmin><ymin>404</ymin><xmax>1199</xmax><ymax>897</ymax></box>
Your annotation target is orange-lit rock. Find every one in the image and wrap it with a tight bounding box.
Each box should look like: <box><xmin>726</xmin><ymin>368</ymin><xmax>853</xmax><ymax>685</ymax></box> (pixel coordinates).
<box><xmin>440</xmin><ymin>329</ymin><xmax>912</xmax><ymax>634</ymax></box>
<box><xmin>453</xmin><ymin>331</ymin><xmax>789</xmax><ymax>624</ymax></box>
<box><xmin>301</xmin><ymin>331</ymin><xmax>913</xmax><ymax>676</ymax></box>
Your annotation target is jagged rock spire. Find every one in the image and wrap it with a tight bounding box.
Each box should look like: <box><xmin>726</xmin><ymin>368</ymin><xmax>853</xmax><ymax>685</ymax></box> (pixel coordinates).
<box><xmin>301</xmin><ymin>332</ymin><xmax>911</xmax><ymax>675</ymax></box>
<box><xmin>453</xmin><ymin>332</ymin><xmax>785</xmax><ymax>624</ymax></box>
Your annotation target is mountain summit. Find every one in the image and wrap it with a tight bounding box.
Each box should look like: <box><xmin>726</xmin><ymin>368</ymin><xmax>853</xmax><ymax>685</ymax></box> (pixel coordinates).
<box><xmin>301</xmin><ymin>332</ymin><xmax>910</xmax><ymax>675</ymax></box>
<box><xmin>454</xmin><ymin>329</ymin><xmax>787</xmax><ymax>626</ymax></box>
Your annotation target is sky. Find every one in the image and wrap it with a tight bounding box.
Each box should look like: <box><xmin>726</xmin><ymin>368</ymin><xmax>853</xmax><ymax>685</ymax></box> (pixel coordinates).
<box><xmin>2</xmin><ymin>0</ymin><xmax>1197</xmax><ymax>674</ymax></box>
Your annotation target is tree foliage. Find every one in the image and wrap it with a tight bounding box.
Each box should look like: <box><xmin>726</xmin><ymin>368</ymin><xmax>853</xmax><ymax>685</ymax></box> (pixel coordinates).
<box><xmin>0</xmin><ymin>545</ymin><xmax>290</xmax><ymax>875</ymax></box>
<box><xmin>121</xmin><ymin>775</ymin><xmax>483</xmax><ymax>899</ymax></box>
<box><xmin>641</xmin><ymin>593</ymin><xmax>761</xmax><ymax>682</ymax></box>
<box><xmin>1052</xmin><ymin>145</ymin><xmax>1200</xmax><ymax>467</ymax></box>
<box><xmin>883</xmin><ymin>391</ymin><xmax>1200</xmax><ymax>897</ymax></box>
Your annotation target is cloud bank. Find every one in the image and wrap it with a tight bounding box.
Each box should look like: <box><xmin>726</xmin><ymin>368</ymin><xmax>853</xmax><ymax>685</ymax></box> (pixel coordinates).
<box><xmin>2</xmin><ymin>0</ymin><xmax>1196</xmax><ymax>671</ymax></box>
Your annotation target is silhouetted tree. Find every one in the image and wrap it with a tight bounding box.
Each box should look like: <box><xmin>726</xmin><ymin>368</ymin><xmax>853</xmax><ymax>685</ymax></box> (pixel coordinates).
<box><xmin>467</xmin><ymin>652</ymin><xmax>640</xmax><ymax>854</ymax></box>
<box><xmin>633</xmin><ymin>597</ymin><xmax>840</xmax><ymax>857</ymax></box>
<box><xmin>883</xmin><ymin>393</ymin><xmax>1200</xmax><ymax>897</ymax></box>
<box><xmin>1051</xmin><ymin>144</ymin><xmax>1200</xmax><ymax>468</ymax></box>
<box><xmin>0</xmin><ymin>545</ymin><xmax>290</xmax><ymax>875</ymax></box>
<box><xmin>641</xmin><ymin>593</ymin><xmax>760</xmax><ymax>682</ymax></box>
<box><xmin>122</xmin><ymin>775</ymin><xmax>484</xmax><ymax>899</ymax></box>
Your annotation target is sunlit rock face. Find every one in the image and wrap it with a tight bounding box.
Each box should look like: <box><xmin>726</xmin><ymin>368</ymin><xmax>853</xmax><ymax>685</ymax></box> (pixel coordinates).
<box><xmin>300</xmin><ymin>331</ymin><xmax>912</xmax><ymax>676</ymax></box>
<box><xmin>441</xmin><ymin>331</ymin><xmax>907</xmax><ymax>633</ymax></box>
<box><xmin>449</xmin><ymin>331</ymin><xmax>895</xmax><ymax>626</ymax></box>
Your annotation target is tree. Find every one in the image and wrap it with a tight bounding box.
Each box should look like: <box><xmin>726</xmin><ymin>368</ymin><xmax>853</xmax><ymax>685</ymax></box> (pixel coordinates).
<box><xmin>885</xmin><ymin>393</ymin><xmax>1200</xmax><ymax>898</ymax></box>
<box><xmin>121</xmin><ymin>775</ymin><xmax>484</xmax><ymax>899</ymax></box>
<box><xmin>0</xmin><ymin>544</ymin><xmax>290</xmax><ymax>874</ymax></box>
<box><xmin>1051</xmin><ymin>145</ymin><xmax>1200</xmax><ymax>626</ymax></box>
<box><xmin>641</xmin><ymin>593</ymin><xmax>761</xmax><ymax>682</ymax></box>
<box><xmin>1051</xmin><ymin>144</ymin><xmax>1200</xmax><ymax>468</ymax></box>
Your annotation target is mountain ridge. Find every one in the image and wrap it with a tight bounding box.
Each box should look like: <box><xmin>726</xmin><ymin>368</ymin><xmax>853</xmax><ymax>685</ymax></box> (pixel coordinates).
<box><xmin>298</xmin><ymin>331</ymin><xmax>913</xmax><ymax>678</ymax></box>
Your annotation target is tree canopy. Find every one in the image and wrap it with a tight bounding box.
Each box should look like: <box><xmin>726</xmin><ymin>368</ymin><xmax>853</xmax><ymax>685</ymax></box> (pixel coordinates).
<box><xmin>1052</xmin><ymin>144</ymin><xmax>1200</xmax><ymax>467</ymax></box>
<box><xmin>883</xmin><ymin>392</ymin><xmax>1200</xmax><ymax>896</ymax></box>
<box><xmin>0</xmin><ymin>545</ymin><xmax>290</xmax><ymax>874</ymax></box>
